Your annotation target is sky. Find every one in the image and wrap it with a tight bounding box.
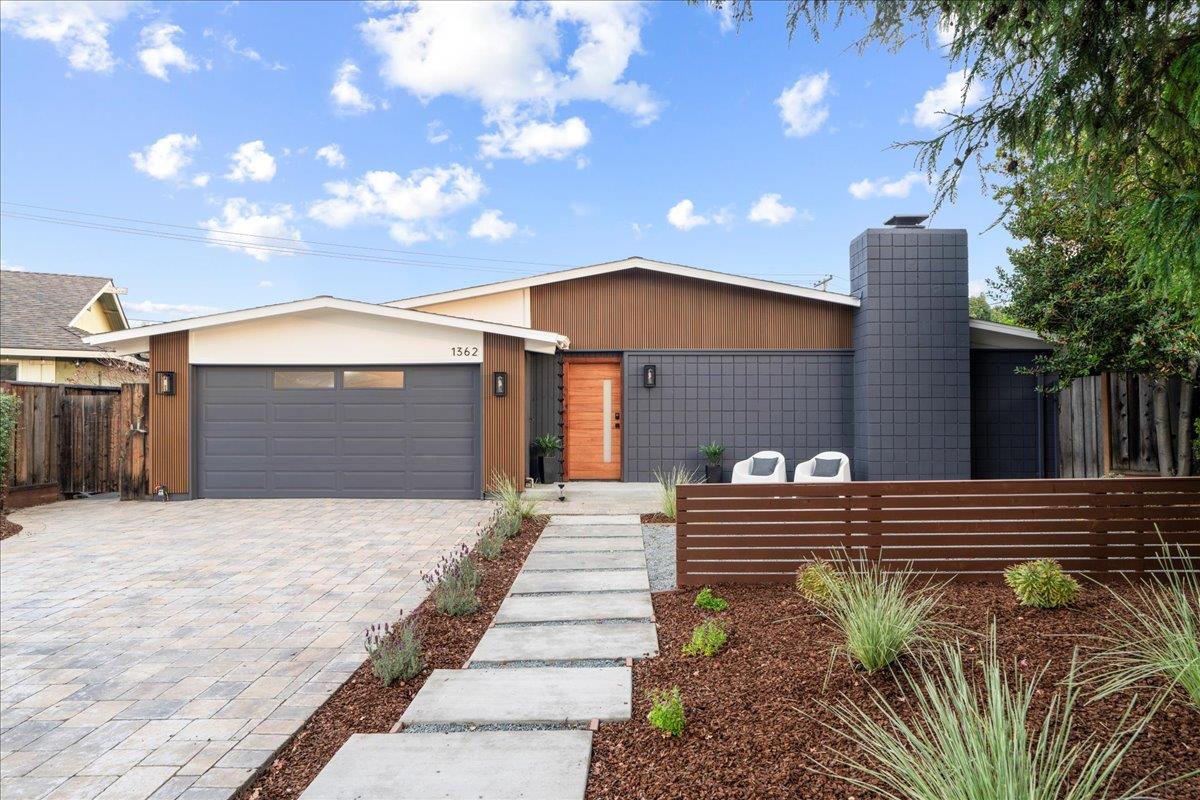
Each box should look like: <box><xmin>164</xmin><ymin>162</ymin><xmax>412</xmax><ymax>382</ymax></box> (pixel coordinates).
<box><xmin>0</xmin><ymin>1</ymin><xmax>1010</xmax><ymax>322</ymax></box>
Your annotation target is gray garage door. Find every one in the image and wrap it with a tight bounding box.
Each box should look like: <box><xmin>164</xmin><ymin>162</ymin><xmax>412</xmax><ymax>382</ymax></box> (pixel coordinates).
<box><xmin>195</xmin><ymin>365</ymin><xmax>480</xmax><ymax>499</ymax></box>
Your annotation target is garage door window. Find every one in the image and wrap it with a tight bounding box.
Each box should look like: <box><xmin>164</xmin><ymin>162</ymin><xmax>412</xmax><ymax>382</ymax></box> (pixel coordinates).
<box><xmin>344</xmin><ymin>370</ymin><xmax>405</xmax><ymax>389</ymax></box>
<box><xmin>273</xmin><ymin>370</ymin><xmax>335</xmax><ymax>389</ymax></box>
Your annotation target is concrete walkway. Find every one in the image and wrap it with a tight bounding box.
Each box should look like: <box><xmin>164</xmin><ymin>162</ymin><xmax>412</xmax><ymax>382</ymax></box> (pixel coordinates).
<box><xmin>301</xmin><ymin>514</ymin><xmax>658</xmax><ymax>800</ymax></box>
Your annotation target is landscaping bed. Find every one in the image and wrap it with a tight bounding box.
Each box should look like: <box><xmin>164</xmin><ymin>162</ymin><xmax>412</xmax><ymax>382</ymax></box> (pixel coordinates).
<box><xmin>0</xmin><ymin>516</ymin><xmax>22</xmax><ymax>540</ymax></box>
<box><xmin>640</xmin><ymin>512</ymin><xmax>673</xmax><ymax>524</ymax></box>
<box><xmin>238</xmin><ymin>514</ymin><xmax>548</xmax><ymax>800</ymax></box>
<box><xmin>588</xmin><ymin>582</ymin><xmax>1200</xmax><ymax>799</ymax></box>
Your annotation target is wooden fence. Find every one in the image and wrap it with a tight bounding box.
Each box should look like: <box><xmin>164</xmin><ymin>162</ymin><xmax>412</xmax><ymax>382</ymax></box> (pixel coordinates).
<box><xmin>1</xmin><ymin>382</ymin><xmax>149</xmax><ymax>506</ymax></box>
<box><xmin>676</xmin><ymin>477</ymin><xmax>1200</xmax><ymax>586</ymax></box>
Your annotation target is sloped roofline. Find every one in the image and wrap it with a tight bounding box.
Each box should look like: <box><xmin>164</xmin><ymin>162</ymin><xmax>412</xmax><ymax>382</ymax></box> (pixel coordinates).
<box><xmin>389</xmin><ymin>256</ymin><xmax>862</xmax><ymax>309</ymax></box>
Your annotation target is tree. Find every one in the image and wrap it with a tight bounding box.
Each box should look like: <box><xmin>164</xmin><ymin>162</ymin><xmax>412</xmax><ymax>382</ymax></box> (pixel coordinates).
<box><xmin>968</xmin><ymin>293</ymin><xmax>1013</xmax><ymax>325</ymax></box>
<box><xmin>705</xmin><ymin>0</ymin><xmax>1200</xmax><ymax>303</ymax></box>
<box><xmin>993</xmin><ymin>156</ymin><xmax>1199</xmax><ymax>476</ymax></box>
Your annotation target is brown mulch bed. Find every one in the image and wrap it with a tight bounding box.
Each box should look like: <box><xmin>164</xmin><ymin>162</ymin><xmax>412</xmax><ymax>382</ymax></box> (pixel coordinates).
<box><xmin>0</xmin><ymin>515</ymin><xmax>22</xmax><ymax>540</ymax></box>
<box><xmin>588</xmin><ymin>583</ymin><xmax>1200</xmax><ymax>799</ymax></box>
<box><xmin>641</xmin><ymin>512</ymin><xmax>674</xmax><ymax>524</ymax></box>
<box><xmin>237</xmin><ymin>514</ymin><xmax>548</xmax><ymax>800</ymax></box>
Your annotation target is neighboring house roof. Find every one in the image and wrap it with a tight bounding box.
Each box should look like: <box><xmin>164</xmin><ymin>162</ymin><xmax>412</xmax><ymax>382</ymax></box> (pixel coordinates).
<box><xmin>83</xmin><ymin>296</ymin><xmax>570</xmax><ymax>355</ymax></box>
<box><xmin>969</xmin><ymin>318</ymin><xmax>1047</xmax><ymax>349</ymax></box>
<box><xmin>389</xmin><ymin>256</ymin><xmax>863</xmax><ymax>309</ymax></box>
<box><xmin>0</xmin><ymin>270</ymin><xmax>129</xmax><ymax>356</ymax></box>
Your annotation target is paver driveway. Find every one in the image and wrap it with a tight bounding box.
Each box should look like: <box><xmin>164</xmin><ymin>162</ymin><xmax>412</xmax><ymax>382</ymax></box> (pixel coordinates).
<box><xmin>1</xmin><ymin>497</ymin><xmax>494</xmax><ymax>800</ymax></box>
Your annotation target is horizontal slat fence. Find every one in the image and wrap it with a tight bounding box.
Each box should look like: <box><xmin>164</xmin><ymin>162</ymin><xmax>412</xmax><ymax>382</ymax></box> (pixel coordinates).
<box><xmin>676</xmin><ymin>477</ymin><xmax>1200</xmax><ymax>586</ymax></box>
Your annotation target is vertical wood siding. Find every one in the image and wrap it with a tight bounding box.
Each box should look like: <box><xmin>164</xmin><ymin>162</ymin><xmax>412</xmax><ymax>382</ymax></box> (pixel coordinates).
<box><xmin>482</xmin><ymin>333</ymin><xmax>526</xmax><ymax>489</ymax></box>
<box><xmin>530</xmin><ymin>269</ymin><xmax>854</xmax><ymax>350</ymax></box>
<box><xmin>149</xmin><ymin>331</ymin><xmax>189</xmax><ymax>494</ymax></box>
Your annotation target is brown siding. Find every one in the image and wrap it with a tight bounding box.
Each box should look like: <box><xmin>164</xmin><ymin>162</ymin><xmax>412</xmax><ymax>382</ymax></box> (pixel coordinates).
<box><xmin>530</xmin><ymin>269</ymin><xmax>853</xmax><ymax>350</ymax></box>
<box><xmin>482</xmin><ymin>333</ymin><xmax>526</xmax><ymax>489</ymax></box>
<box><xmin>149</xmin><ymin>331</ymin><xmax>189</xmax><ymax>494</ymax></box>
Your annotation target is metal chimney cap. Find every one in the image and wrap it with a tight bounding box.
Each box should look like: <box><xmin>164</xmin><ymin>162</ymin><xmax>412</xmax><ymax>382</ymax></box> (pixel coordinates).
<box><xmin>884</xmin><ymin>214</ymin><xmax>929</xmax><ymax>227</ymax></box>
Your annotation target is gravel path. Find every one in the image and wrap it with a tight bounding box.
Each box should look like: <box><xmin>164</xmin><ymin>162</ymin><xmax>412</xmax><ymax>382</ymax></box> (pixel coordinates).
<box><xmin>641</xmin><ymin>523</ymin><xmax>676</xmax><ymax>591</ymax></box>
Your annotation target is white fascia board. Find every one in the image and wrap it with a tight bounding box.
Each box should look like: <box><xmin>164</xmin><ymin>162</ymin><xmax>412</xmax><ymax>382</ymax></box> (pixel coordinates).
<box><xmin>0</xmin><ymin>347</ymin><xmax>119</xmax><ymax>359</ymax></box>
<box><xmin>390</xmin><ymin>257</ymin><xmax>862</xmax><ymax>309</ymax></box>
<box><xmin>82</xmin><ymin>297</ymin><xmax>568</xmax><ymax>349</ymax></box>
<box><xmin>969</xmin><ymin>319</ymin><xmax>1047</xmax><ymax>349</ymax></box>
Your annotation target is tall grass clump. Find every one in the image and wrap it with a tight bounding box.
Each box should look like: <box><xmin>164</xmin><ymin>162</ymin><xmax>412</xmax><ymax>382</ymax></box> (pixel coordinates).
<box><xmin>819</xmin><ymin>551</ymin><xmax>946</xmax><ymax>673</ymax></box>
<box><xmin>489</xmin><ymin>470</ymin><xmax>539</xmax><ymax>520</ymax></box>
<box><xmin>1083</xmin><ymin>542</ymin><xmax>1200</xmax><ymax>710</ymax></box>
<box><xmin>653</xmin><ymin>465</ymin><xmax>699</xmax><ymax>520</ymax></box>
<box><xmin>810</xmin><ymin>628</ymin><xmax>1180</xmax><ymax>800</ymax></box>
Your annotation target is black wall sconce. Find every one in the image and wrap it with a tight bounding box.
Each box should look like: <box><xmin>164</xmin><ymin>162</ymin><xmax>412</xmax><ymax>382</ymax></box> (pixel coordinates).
<box><xmin>492</xmin><ymin>371</ymin><xmax>508</xmax><ymax>397</ymax></box>
<box><xmin>155</xmin><ymin>371</ymin><xmax>176</xmax><ymax>396</ymax></box>
<box><xmin>642</xmin><ymin>364</ymin><xmax>657</xmax><ymax>389</ymax></box>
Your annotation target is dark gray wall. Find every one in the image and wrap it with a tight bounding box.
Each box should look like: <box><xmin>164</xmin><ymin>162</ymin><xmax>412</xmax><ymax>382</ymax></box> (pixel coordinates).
<box><xmin>526</xmin><ymin>352</ymin><xmax>561</xmax><ymax>483</ymax></box>
<box><xmin>851</xmin><ymin>227</ymin><xmax>972</xmax><ymax>480</ymax></box>
<box><xmin>622</xmin><ymin>351</ymin><xmax>854</xmax><ymax>481</ymax></box>
<box><xmin>970</xmin><ymin>349</ymin><xmax>1056</xmax><ymax>478</ymax></box>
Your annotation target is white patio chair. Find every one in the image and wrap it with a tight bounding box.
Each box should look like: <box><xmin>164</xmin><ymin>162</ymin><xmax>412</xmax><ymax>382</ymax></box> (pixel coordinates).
<box><xmin>731</xmin><ymin>451</ymin><xmax>787</xmax><ymax>484</ymax></box>
<box><xmin>793</xmin><ymin>451</ymin><xmax>851</xmax><ymax>483</ymax></box>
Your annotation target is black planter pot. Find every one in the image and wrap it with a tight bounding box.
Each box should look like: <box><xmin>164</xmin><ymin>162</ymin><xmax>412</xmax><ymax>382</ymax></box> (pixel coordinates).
<box><xmin>705</xmin><ymin>463</ymin><xmax>723</xmax><ymax>484</ymax></box>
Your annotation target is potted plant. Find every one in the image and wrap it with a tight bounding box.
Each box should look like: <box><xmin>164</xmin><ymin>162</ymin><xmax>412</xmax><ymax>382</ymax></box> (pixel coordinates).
<box><xmin>532</xmin><ymin>434</ymin><xmax>562</xmax><ymax>484</ymax></box>
<box><xmin>699</xmin><ymin>442</ymin><xmax>725</xmax><ymax>484</ymax></box>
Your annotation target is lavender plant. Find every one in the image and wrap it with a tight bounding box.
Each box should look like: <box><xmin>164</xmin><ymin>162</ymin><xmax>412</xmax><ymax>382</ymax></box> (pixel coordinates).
<box><xmin>363</xmin><ymin>614</ymin><xmax>422</xmax><ymax>687</ymax></box>
<box><xmin>475</xmin><ymin>515</ymin><xmax>505</xmax><ymax>561</ymax></box>
<box><xmin>422</xmin><ymin>542</ymin><xmax>481</xmax><ymax>616</ymax></box>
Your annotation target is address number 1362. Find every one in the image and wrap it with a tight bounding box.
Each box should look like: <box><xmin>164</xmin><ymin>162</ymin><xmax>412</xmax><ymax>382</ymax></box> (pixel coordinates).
<box><xmin>450</xmin><ymin>346</ymin><xmax>480</xmax><ymax>357</ymax></box>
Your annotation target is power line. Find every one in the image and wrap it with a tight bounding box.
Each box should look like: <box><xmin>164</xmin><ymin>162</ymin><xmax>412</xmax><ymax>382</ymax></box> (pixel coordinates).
<box><xmin>0</xmin><ymin>201</ymin><xmax>575</xmax><ymax>271</ymax></box>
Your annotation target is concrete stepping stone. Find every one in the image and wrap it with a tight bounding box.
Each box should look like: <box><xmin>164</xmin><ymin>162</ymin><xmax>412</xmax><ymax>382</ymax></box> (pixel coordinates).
<box><xmin>524</xmin><ymin>550</ymin><xmax>646</xmax><ymax>571</ymax></box>
<box><xmin>532</xmin><ymin>536</ymin><xmax>644</xmax><ymax>553</ymax></box>
<box><xmin>549</xmin><ymin>514</ymin><xmax>640</xmax><ymax>526</ymax></box>
<box><xmin>472</xmin><ymin>622</ymin><xmax>659</xmax><ymax>663</ymax></box>
<box><xmin>510</xmin><ymin>569</ymin><xmax>649</xmax><ymax>594</ymax></box>
<box><xmin>495</xmin><ymin>592</ymin><xmax>654</xmax><ymax>624</ymax></box>
<box><xmin>300</xmin><ymin>730</ymin><xmax>592</xmax><ymax>800</ymax></box>
<box><xmin>543</xmin><ymin>524</ymin><xmax>642</xmax><ymax>538</ymax></box>
<box><xmin>400</xmin><ymin>667</ymin><xmax>631</xmax><ymax>726</ymax></box>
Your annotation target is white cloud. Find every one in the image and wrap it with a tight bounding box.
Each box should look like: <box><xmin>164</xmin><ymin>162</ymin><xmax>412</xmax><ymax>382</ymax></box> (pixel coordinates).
<box><xmin>913</xmin><ymin>69</ymin><xmax>986</xmax><ymax>129</ymax></box>
<box><xmin>137</xmin><ymin>22</ymin><xmax>197</xmax><ymax>82</ymax></box>
<box><xmin>776</xmin><ymin>71</ymin><xmax>831</xmax><ymax>138</ymax></box>
<box><xmin>478</xmin><ymin>117</ymin><xmax>590</xmax><ymax>162</ymax></box>
<box><xmin>0</xmin><ymin>1</ymin><xmax>135</xmax><ymax>73</ymax></box>
<box><xmin>226</xmin><ymin>140</ymin><xmax>277</xmax><ymax>183</ymax></box>
<box><xmin>426</xmin><ymin>120</ymin><xmax>450</xmax><ymax>144</ymax></box>
<box><xmin>630</xmin><ymin>222</ymin><xmax>650</xmax><ymax>239</ymax></box>
<box><xmin>330</xmin><ymin>60</ymin><xmax>377</xmax><ymax>114</ymax></box>
<box><xmin>258</xmin><ymin>279</ymin><xmax>274</xmax><ymax>288</ymax></box>
<box><xmin>469</xmin><ymin>209</ymin><xmax>518</xmax><ymax>242</ymax></box>
<box><xmin>315</xmin><ymin>144</ymin><xmax>346</xmax><ymax>168</ymax></box>
<box><xmin>666</xmin><ymin>199</ymin><xmax>709</xmax><ymax>231</ymax></box>
<box><xmin>747</xmin><ymin>193</ymin><xmax>797</xmax><ymax>226</ymax></box>
<box><xmin>130</xmin><ymin>133</ymin><xmax>199</xmax><ymax>182</ymax></box>
<box><xmin>125</xmin><ymin>300</ymin><xmax>221</xmax><ymax>316</ymax></box>
<box><xmin>935</xmin><ymin>14</ymin><xmax>957</xmax><ymax>46</ymax></box>
<box><xmin>968</xmin><ymin>278</ymin><xmax>987</xmax><ymax>295</ymax></box>
<box><xmin>201</xmin><ymin>198</ymin><xmax>303</xmax><ymax>262</ymax></box>
<box><xmin>207</xmin><ymin>29</ymin><xmax>285</xmax><ymax>70</ymax></box>
<box><xmin>191</xmin><ymin>172</ymin><xmax>211</xmax><ymax>187</ymax></box>
<box><xmin>848</xmin><ymin>172</ymin><xmax>929</xmax><ymax>200</ymax></box>
<box><xmin>1</xmin><ymin>257</ymin><xmax>27</xmax><ymax>271</ymax></box>
<box><xmin>308</xmin><ymin>163</ymin><xmax>486</xmax><ymax>245</ymax></box>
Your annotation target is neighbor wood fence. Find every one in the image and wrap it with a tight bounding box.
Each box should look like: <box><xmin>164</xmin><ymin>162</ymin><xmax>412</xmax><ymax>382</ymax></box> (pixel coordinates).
<box><xmin>676</xmin><ymin>477</ymin><xmax>1200</xmax><ymax>586</ymax></box>
<box><xmin>1</xmin><ymin>381</ymin><xmax>149</xmax><ymax>506</ymax></box>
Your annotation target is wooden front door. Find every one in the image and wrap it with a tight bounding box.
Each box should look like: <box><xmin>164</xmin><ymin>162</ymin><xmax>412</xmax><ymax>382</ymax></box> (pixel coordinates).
<box><xmin>564</xmin><ymin>360</ymin><xmax>622</xmax><ymax>480</ymax></box>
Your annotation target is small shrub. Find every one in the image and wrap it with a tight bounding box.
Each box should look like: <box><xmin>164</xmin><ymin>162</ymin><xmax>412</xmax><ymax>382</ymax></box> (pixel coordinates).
<box><xmin>495</xmin><ymin>510</ymin><xmax>522</xmax><ymax>539</ymax></box>
<box><xmin>647</xmin><ymin>686</ymin><xmax>686</xmax><ymax>737</ymax></box>
<box><xmin>820</xmin><ymin>551</ymin><xmax>946</xmax><ymax>673</ymax></box>
<box><xmin>653</xmin><ymin>465</ymin><xmax>699</xmax><ymax>520</ymax></box>
<box><xmin>364</xmin><ymin>616</ymin><xmax>423</xmax><ymax>686</ymax></box>
<box><xmin>1083</xmin><ymin>542</ymin><xmax>1200</xmax><ymax>710</ymax></box>
<box><xmin>698</xmin><ymin>441</ymin><xmax>725</xmax><ymax>465</ymax></box>
<box><xmin>0</xmin><ymin>392</ymin><xmax>20</xmax><ymax>492</ymax></box>
<box><xmin>694</xmin><ymin>587</ymin><xmax>729</xmax><ymax>612</ymax></box>
<box><xmin>811</xmin><ymin>627</ymin><xmax>1172</xmax><ymax>800</ymax></box>
<box><xmin>422</xmin><ymin>543</ymin><xmax>480</xmax><ymax>617</ymax></box>
<box><xmin>533</xmin><ymin>434</ymin><xmax>562</xmax><ymax>456</ymax></box>
<box><xmin>475</xmin><ymin>524</ymin><xmax>505</xmax><ymax>561</ymax></box>
<box><xmin>682</xmin><ymin>619</ymin><xmax>728</xmax><ymax>657</ymax></box>
<box><xmin>1004</xmin><ymin>559</ymin><xmax>1082</xmax><ymax>608</ymax></box>
<box><xmin>796</xmin><ymin>560</ymin><xmax>842</xmax><ymax>607</ymax></box>
<box><xmin>489</xmin><ymin>470</ymin><xmax>539</xmax><ymax>519</ymax></box>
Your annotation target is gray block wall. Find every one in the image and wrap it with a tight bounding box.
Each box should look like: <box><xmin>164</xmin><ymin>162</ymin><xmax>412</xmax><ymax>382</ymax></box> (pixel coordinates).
<box><xmin>622</xmin><ymin>351</ymin><xmax>854</xmax><ymax>481</ymax></box>
<box><xmin>850</xmin><ymin>227</ymin><xmax>971</xmax><ymax>479</ymax></box>
<box><xmin>970</xmin><ymin>349</ymin><xmax>1056</xmax><ymax>478</ymax></box>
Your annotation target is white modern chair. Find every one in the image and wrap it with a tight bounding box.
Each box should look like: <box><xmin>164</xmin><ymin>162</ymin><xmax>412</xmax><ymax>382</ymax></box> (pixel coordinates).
<box><xmin>731</xmin><ymin>450</ymin><xmax>787</xmax><ymax>483</ymax></box>
<box><xmin>793</xmin><ymin>451</ymin><xmax>851</xmax><ymax>483</ymax></box>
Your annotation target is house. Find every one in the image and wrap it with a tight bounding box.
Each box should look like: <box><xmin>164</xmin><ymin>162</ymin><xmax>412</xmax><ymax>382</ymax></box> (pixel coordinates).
<box><xmin>84</xmin><ymin>218</ymin><xmax>1053</xmax><ymax>500</ymax></box>
<box><xmin>0</xmin><ymin>270</ymin><xmax>142</xmax><ymax>386</ymax></box>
